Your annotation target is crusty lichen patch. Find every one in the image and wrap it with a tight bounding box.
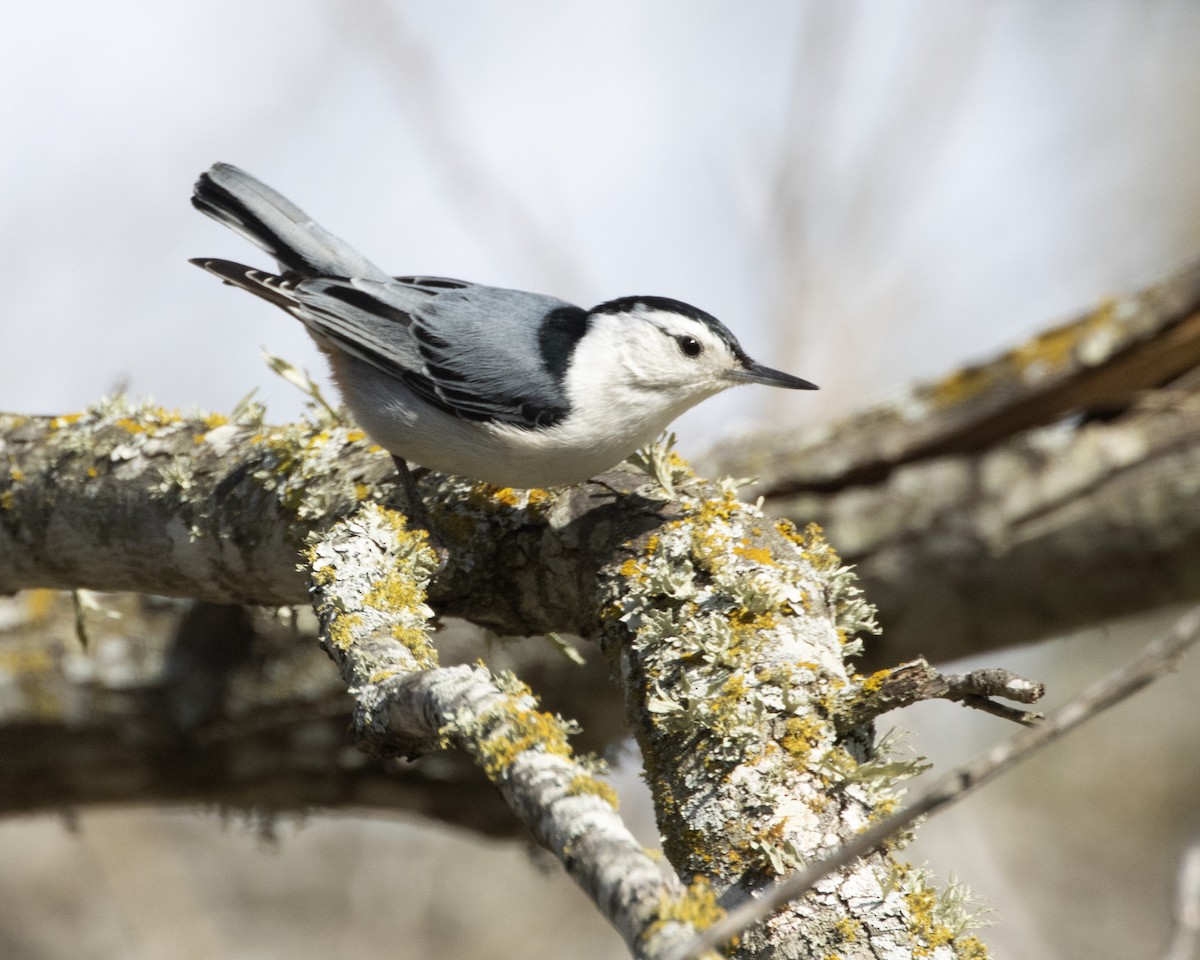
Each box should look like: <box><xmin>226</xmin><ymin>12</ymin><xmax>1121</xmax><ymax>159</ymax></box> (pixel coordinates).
<box><xmin>603</xmin><ymin>483</ymin><xmax>885</xmax><ymax>874</ymax></box>
<box><xmin>928</xmin><ymin>295</ymin><xmax>1122</xmax><ymax>409</ymax></box>
<box><xmin>566</xmin><ymin>772</ymin><xmax>619</xmax><ymax>809</ymax></box>
<box><xmin>599</xmin><ymin>478</ymin><xmax>980</xmax><ymax>954</ymax></box>
<box><xmin>306</xmin><ymin>502</ymin><xmax>438</xmax><ymax>669</ymax></box>
<box><xmin>646</xmin><ymin>876</ymin><xmax>726</xmax><ymax>941</ymax></box>
<box><xmin>887</xmin><ymin>862</ymin><xmax>991</xmax><ymax>959</ymax></box>
<box><xmin>440</xmin><ymin>673</ymin><xmax>583</xmax><ymax>783</ymax></box>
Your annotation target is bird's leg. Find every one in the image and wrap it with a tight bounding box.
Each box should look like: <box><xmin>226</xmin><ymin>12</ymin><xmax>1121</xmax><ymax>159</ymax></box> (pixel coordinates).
<box><xmin>391</xmin><ymin>454</ymin><xmax>427</xmax><ymax>523</ymax></box>
<box><xmin>391</xmin><ymin>455</ymin><xmax>446</xmax><ymax>565</ymax></box>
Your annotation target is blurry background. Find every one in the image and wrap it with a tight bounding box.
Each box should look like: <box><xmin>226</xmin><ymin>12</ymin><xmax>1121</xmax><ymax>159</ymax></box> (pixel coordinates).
<box><xmin>3</xmin><ymin>2</ymin><xmax>1200</xmax><ymax>958</ymax></box>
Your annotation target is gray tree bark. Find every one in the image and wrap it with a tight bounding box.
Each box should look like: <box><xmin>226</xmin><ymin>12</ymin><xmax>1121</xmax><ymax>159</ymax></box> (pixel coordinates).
<box><xmin>0</xmin><ymin>400</ymin><xmax>993</xmax><ymax>958</ymax></box>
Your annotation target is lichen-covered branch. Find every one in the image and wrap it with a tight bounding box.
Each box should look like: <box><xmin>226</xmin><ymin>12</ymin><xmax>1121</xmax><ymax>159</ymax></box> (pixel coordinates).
<box><xmin>593</xmin><ymin>490</ymin><xmax>984</xmax><ymax>958</ymax></box>
<box><xmin>0</xmin><ymin>591</ymin><xmax>522</xmax><ymax>831</ymax></box>
<box><xmin>304</xmin><ymin>501</ymin><xmax>693</xmax><ymax>957</ymax></box>
<box><xmin>768</xmin><ymin>386</ymin><xmax>1200</xmax><ymax>663</ymax></box>
<box><xmin>674</xmin><ymin>603</ymin><xmax>1200</xmax><ymax>960</ymax></box>
<box><xmin>715</xmin><ymin>255</ymin><xmax>1200</xmax><ymax>495</ymax></box>
<box><xmin>1</xmin><ymin>401</ymin><xmax>999</xmax><ymax>958</ymax></box>
<box><xmin>707</xmin><ymin>257</ymin><xmax>1200</xmax><ymax>660</ymax></box>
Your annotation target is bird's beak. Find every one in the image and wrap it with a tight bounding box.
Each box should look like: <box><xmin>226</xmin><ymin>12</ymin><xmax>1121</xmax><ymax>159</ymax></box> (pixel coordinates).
<box><xmin>729</xmin><ymin>358</ymin><xmax>818</xmax><ymax>390</ymax></box>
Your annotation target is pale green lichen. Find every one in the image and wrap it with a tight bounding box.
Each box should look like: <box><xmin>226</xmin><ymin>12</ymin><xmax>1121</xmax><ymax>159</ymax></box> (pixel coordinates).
<box><xmin>884</xmin><ymin>863</ymin><xmax>992</xmax><ymax>959</ymax></box>
<box><xmin>626</xmin><ymin>431</ymin><xmax>694</xmax><ymax>496</ymax></box>
<box><xmin>306</xmin><ymin>504</ymin><xmax>437</xmax><ymax>666</ymax></box>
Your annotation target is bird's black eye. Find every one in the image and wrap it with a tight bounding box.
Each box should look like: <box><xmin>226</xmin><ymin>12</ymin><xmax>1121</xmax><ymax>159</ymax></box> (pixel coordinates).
<box><xmin>676</xmin><ymin>335</ymin><xmax>702</xmax><ymax>358</ymax></box>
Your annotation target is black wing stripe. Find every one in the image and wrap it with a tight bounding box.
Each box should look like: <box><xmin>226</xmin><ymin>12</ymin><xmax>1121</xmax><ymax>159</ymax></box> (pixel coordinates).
<box><xmin>192</xmin><ymin>175</ymin><xmax>314</xmax><ymax>275</ymax></box>
<box><xmin>411</xmin><ymin>323</ymin><xmax>452</xmax><ymax>349</ymax></box>
<box><xmin>315</xmin><ymin>326</ymin><xmax>567</xmax><ymax>427</ymax></box>
<box><xmin>319</xmin><ymin>284</ymin><xmax>414</xmax><ymax>325</ymax></box>
<box><xmin>394</xmin><ymin>277</ymin><xmax>469</xmax><ymax>290</ymax></box>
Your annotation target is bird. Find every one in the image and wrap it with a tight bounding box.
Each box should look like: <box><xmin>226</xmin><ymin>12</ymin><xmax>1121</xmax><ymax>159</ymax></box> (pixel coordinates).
<box><xmin>189</xmin><ymin>162</ymin><xmax>817</xmax><ymax>494</ymax></box>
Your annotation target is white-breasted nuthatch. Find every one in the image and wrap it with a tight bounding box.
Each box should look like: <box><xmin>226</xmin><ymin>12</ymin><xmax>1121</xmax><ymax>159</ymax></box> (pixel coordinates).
<box><xmin>190</xmin><ymin>163</ymin><xmax>816</xmax><ymax>490</ymax></box>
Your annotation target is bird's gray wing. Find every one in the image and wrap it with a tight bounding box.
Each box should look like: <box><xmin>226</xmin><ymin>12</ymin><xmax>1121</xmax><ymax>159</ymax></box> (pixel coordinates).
<box><xmin>292</xmin><ymin>277</ymin><xmax>589</xmax><ymax>428</ymax></box>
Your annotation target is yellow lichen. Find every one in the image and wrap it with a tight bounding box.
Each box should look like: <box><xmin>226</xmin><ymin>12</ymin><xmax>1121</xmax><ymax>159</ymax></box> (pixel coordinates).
<box><xmin>646</xmin><ymin>876</ymin><xmax>726</xmax><ymax>940</ymax></box>
<box><xmin>779</xmin><ymin>715</ymin><xmax>826</xmax><ymax>764</ymax></box>
<box><xmin>392</xmin><ymin>623</ymin><xmax>436</xmax><ymax>664</ymax></box>
<box><xmin>0</xmin><ymin>648</ymin><xmax>55</xmax><ymax>674</ymax></box>
<box><xmin>1011</xmin><ymin>299</ymin><xmax>1114</xmax><ymax>377</ymax></box>
<box><xmin>955</xmin><ymin>935</ymin><xmax>989</xmax><ymax>960</ymax></box>
<box><xmin>326</xmin><ymin>612</ymin><xmax>363</xmax><ymax>651</ymax></box>
<box><xmin>832</xmin><ymin>916</ymin><xmax>861</xmax><ymax>943</ymax></box>
<box><xmin>310</xmin><ymin>563</ymin><xmax>337</xmax><ymax>587</ymax></box>
<box><xmin>50</xmin><ymin>413</ymin><xmax>82</xmax><ymax>430</ymax></box>
<box><xmin>363</xmin><ymin>569</ymin><xmax>424</xmax><ymax>616</ymax></box>
<box><xmin>905</xmin><ymin>888</ymin><xmax>956</xmax><ymax>957</ymax></box>
<box><xmin>476</xmin><ymin>700</ymin><xmax>574</xmax><ymax>781</ymax></box>
<box><xmin>733</xmin><ymin>544</ymin><xmax>774</xmax><ymax>565</ymax></box>
<box><xmin>929</xmin><ymin>364</ymin><xmax>999</xmax><ymax>408</ymax></box>
<box><xmin>24</xmin><ymin>590</ymin><xmax>58</xmax><ymax>622</ymax></box>
<box><xmin>858</xmin><ymin>669</ymin><xmax>890</xmax><ymax>694</ymax></box>
<box><xmin>566</xmin><ymin>773</ymin><xmax>620</xmax><ymax>809</ymax></box>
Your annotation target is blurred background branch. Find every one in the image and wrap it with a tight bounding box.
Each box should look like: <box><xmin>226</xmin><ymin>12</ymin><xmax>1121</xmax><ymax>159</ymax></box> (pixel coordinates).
<box><xmin>709</xmin><ymin>256</ymin><xmax>1200</xmax><ymax>662</ymax></box>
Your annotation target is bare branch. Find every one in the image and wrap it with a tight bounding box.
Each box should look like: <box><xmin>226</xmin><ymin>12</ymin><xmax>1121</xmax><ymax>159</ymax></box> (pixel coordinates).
<box><xmin>669</xmin><ymin>604</ymin><xmax>1200</xmax><ymax>960</ymax></box>
<box><xmin>832</xmin><ymin>658</ymin><xmax>1045</xmax><ymax>733</ymax></box>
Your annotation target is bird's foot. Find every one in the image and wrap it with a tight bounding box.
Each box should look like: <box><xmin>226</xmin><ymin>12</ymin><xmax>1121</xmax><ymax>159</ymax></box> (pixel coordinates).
<box><xmin>391</xmin><ymin>455</ymin><xmax>449</xmax><ymax>572</ymax></box>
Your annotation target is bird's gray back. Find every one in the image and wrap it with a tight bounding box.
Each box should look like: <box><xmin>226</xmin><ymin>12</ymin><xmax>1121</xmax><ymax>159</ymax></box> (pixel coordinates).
<box><xmin>295</xmin><ymin>276</ymin><xmax>589</xmax><ymax>427</ymax></box>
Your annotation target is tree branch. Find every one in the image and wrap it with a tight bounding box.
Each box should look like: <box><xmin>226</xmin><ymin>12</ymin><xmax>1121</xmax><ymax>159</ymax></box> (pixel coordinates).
<box><xmin>2</xmin><ymin>402</ymin><xmax>1012</xmax><ymax>957</ymax></box>
<box><xmin>304</xmin><ymin>502</ymin><xmax>694</xmax><ymax>956</ymax></box>
<box><xmin>707</xmin><ymin>256</ymin><xmax>1200</xmax><ymax>661</ymax></box>
<box><xmin>670</xmin><ymin>603</ymin><xmax>1200</xmax><ymax>960</ymax></box>
<box><xmin>832</xmin><ymin>659</ymin><xmax>1045</xmax><ymax>732</ymax></box>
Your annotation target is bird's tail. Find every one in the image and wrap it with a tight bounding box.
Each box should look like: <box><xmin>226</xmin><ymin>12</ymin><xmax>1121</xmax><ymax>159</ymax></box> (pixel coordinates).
<box><xmin>191</xmin><ymin>163</ymin><xmax>389</xmax><ymax>281</ymax></box>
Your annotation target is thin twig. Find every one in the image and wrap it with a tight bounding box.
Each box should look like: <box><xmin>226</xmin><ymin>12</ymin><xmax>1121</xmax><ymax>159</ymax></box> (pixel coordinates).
<box><xmin>833</xmin><ymin>658</ymin><xmax>1045</xmax><ymax>733</ymax></box>
<box><xmin>668</xmin><ymin>605</ymin><xmax>1200</xmax><ymax>960</ymax></box>
<box><xmin>1163</xmin><ymin>842</ymin><xmax>1200</xmax><ymax>960</ymax></box>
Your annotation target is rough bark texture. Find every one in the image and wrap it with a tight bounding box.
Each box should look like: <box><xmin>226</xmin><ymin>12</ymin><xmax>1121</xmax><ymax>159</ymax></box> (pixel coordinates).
<box><xmin>0</xmin><ymin>400</ymin><xmax>986</xmax><ymax>958</ymax></box>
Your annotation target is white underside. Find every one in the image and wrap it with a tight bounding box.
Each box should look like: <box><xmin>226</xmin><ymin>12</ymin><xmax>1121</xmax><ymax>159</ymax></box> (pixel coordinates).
<box><xmin>327</xmin><ymin>351</ymin><xmax>701</xmax><ymax>488</ymax></box>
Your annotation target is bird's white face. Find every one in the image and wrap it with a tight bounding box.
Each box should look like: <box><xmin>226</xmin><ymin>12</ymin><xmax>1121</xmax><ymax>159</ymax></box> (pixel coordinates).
<box><xmin>558</xmin><ymin>301</ymin><xmax>814</xmax><ymax>459</ymax></box>
<box><xmin>589</xmin><ymin>304</ymin><xmax>747</xmax><ymax>401</ymax></box>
